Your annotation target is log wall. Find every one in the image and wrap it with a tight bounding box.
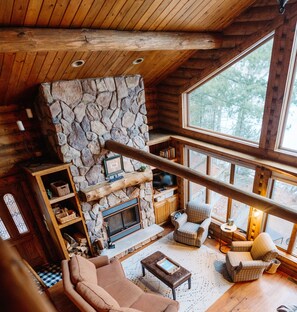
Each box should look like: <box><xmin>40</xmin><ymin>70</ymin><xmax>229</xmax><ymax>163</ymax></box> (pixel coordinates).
<box><xmin>145</xmin><ymin>87</ymin><xmax>158</xmax><ymax>131</ymax></box>
<box><xmin>0</xmin><ymin>105</ymin><xmax>45</xmax><ymax>177</ymax></box>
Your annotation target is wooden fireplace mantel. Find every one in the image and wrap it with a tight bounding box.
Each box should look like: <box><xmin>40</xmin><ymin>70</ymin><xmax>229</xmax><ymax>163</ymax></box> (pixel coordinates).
<box><xmin>80</xmin><ymin>170</ymin><xmax>153</xmax><ymax>202</ymax></box>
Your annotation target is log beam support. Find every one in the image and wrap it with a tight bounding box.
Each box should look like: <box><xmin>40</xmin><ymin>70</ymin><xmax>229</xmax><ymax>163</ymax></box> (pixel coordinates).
<box><xmin>0</xmin><ymin>28</ymin><xmax>222</xmax><ymax>53</ymax></box>
<box><xmin>105</xmin><ymin>140</ymin><xmax>297</xmax><ymax>224</ymax></box>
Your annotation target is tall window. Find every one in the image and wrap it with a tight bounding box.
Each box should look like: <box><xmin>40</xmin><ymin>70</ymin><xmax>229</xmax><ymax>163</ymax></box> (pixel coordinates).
<box><xmin>187</xmin><ymin>38</ymin><xmax>273</xmax><ymax>143</ymax></box>
<box><xmin>231</xmin><ymin>166</ymin><xmax>255</xmax><ymax>231</ymax></box>
<box><xmin>279</xmin><ymin>44</ymin><xmax>297</xmax><ymax>153</ymax></box>
<box><xmin>265</xmin><ymin>179</ymin><xmax>297</xmax><ymax>255</ymax></box>
<box><xmin>185</xmin><ymin>147</ymin><xmax>255</xmax><ymax>231</ymax></box>
<box><xmin>210</xmin><ymin>158</ymin><xmax>230</xmax><ymax>222</ymax></box>
<box><xmin>188</xmin><ymin>149</ymin><xmax>207</xmax><ymax>202</ymax></box>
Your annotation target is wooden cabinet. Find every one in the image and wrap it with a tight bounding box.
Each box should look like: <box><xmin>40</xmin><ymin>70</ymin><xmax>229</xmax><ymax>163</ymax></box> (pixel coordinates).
<box><xmin>154</xmin><ymin>194</ymin><xmax>179</xmax><ymax>225</ymax></box>
<box><xmin>148</xmin><ymin>133</ymin><xmax>180</xmax><ymax>225</ymax></box>
<box><xmin>23</xmin><ymin>163</ymin><xmax>93</xmax><ymax>260</ymax></box>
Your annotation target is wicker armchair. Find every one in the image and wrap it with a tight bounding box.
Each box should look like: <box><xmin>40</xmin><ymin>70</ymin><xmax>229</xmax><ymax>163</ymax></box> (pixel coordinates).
<box><xmin>226</xmin><ymin>232</ymin><xmax>279</xmax><ymax>282</ymax></box>
<box><xmin>171</xmin><ymin>199</ymin><xmax>212</xmax><ymax>247</ymax></box>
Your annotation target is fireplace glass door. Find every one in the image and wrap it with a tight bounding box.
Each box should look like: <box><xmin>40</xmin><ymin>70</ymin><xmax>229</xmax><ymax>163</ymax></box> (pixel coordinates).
<box><xmin>103</xmin><ymin>198</ymin><xmax>141</xmax><ymax>241</ymax></box>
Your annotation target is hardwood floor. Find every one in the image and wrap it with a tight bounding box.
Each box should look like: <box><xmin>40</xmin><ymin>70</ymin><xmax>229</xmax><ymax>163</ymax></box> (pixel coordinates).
<box><xmin>47</xmin><ymin>226</ymin><xmax>297</xmax><ymax>312</ymax></box>
<box><xmin>207</xmin><ymin>271</ymin><xmax>297</xmax><ymax>312</ymax></box>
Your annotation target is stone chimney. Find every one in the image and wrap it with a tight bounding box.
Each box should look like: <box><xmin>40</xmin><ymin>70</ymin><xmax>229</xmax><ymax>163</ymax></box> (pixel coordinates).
<box><xmin>37</xmin><ymin>75</ymin><xmax>155</xmax><ymax>244</ymax></box>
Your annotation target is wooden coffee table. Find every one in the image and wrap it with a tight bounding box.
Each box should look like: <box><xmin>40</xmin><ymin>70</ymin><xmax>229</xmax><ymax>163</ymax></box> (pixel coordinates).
<box><xmin>140</xmin><ymin>251</ymin><xmax>191</xmax><ymax>300</ymax></box>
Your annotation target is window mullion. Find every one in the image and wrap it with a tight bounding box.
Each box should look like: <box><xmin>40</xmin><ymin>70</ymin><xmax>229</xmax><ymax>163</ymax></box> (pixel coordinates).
<box><xmin>227</xmin><ymin>164</ymin><xmax>235</xmax><ymax>221</ymax></box>
<box><xmin>206</xmin><ymin>155</ymin><xmax>211</xmax><ymax>204</ymax></box>
<box><xmin>287</xmin><ymin>224</ymin><xmax>297</xmax><ymax>254</ymax></box>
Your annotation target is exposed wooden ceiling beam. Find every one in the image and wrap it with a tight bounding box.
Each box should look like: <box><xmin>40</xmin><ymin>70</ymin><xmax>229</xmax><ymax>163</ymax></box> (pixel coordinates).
<box><xmin>105</xmin><ymin>140</ymin><xmax>297</xmax><ymax>224</ymax></box>
<box><xmin>0</xmin><ymin>28</ymin><xmax>222</xmax><ymax>53</ymax></box>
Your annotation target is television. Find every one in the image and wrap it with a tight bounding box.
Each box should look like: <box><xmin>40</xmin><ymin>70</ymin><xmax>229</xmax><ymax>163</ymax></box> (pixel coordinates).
<box><xmin>103</xmin><ymin>155</ymin><xmax>124</xmax><ymax>181</ymax></box>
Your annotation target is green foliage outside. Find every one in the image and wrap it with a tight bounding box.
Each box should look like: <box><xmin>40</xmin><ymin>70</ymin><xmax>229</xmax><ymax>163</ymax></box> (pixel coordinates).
<box><xmin>188</xmin><ymin>39</ymin><xmax>274</xmax><ymax>142</ymax></box>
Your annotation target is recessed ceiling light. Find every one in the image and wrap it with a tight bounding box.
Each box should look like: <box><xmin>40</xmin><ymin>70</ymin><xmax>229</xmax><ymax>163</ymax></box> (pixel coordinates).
<box><xmin>71</xmin><ymin>60</ymin><xmax>85</xmax><ymax>68</ymax></box>
<box><xmin>132</xmin><ymin>58</ymin><xmax>144</xmax><ymax>65</ymax></box>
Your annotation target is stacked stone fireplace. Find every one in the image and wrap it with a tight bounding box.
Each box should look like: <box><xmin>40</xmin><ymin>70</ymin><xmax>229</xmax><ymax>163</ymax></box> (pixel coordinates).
<box><xmin>37</xmin><ymin>75</ymin><xmax>155</xmax><ymax>250</ymax></box>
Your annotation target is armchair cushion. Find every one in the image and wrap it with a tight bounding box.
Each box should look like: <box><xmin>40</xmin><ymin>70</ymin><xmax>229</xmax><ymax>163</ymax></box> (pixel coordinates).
<box><xmin>96</xmin><ymin>258</ymin><xmax>126</xmax><ymax>288</ymax></box>
<box><xmin>187</xmin><ymin>200</ymin><xmax>212</xmax><ymax>223</ymax></box>
<box><xmin>89</xmin><ymin>255</ymin><xmax>110</xmax><ymax>268</ymax></box>
<box><xmin>130</xmin><ymin>293</ymin><xmax>179</xmax><ymax>312</ymax></box>
<box><xmin>70</xmin><ymin>255</ymin><xmax>97</xmax><ymax>285</ymax></box>
<box><xmin>227</xmin><ymin>251</ymin><xmax>253</xmax><ymax>268</ymax></box>
<box><xmin>250</xmin><ymin>232</ymin><xmax>278</xmax><ymax>260</ymax></box>
<box><xmin>231</xmin><ymin>241</ymin><xmax>253</xmax><ymax>252</ymax></box>
<box><xmin>177</xmin><ymin>222</ymin><xmax>200</xmax><ymax>240</ymax></box>
<box><xmin>76</xmin><ymin>281</ymin><xmax>120</xmax><ymax>311</ymax></box>
<box><xmin>104</xmin><ymin>279</ymin><xmax>143</xmax><ymax>308</ymax></box>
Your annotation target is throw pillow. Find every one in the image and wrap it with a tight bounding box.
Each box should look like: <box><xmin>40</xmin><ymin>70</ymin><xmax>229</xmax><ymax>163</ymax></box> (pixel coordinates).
<box><xmin>69</xmin><ymin>255</ymin><xmax>97</xmax><ymax>285</ymax></box>
<box><xmin>77</xmin><ymin>281</ymin><xmax>120</xmax><ymax>311</ymax></box>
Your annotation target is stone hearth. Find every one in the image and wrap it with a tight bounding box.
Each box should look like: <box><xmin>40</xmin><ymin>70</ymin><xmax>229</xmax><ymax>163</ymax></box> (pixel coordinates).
<box><xmin>37</xmin><ymin>75</ymin><xmax>155</xmax><ymax>249</ymax></box>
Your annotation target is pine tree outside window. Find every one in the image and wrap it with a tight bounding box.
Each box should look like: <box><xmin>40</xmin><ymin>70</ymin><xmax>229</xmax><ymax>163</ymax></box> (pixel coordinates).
<box><xmin>186</xmin><ymin>38</ymin><xmax>274</xmax><ymax>143</ymax></box>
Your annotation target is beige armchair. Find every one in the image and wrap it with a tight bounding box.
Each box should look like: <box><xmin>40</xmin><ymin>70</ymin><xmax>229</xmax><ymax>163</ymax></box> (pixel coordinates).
<box><xmin>226</xmin><ymin>232</ymin><xmax>279</xmax><ymax>282</ymax></box>
<box><xmin>171</xmin><ymin>199</ymin><xmax>212</xmax><ymax>247</ymax></box>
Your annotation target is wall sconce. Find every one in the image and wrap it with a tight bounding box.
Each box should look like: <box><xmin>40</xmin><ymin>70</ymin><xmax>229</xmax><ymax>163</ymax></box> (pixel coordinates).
<box><xmin>16</xmin><ymin>120</ymin><xmax>25</xmax><ymax>131</ymax></box>
<box><xmin>25</xmin><ymin>108</ymin><xmax>33</xmax><ymax>119</ymax></box>
<box><xmin>277</xmin><ymin>0</ymin><xmax>289</xmax><ymax>14</ymax></box>
<box><xmin>253</xmin><ymin>208</ymin><xmax>261</xmax><ymax>218</ymax></box>
<box><xmin>16</xmin><ymin>120</ymin><xmax>34</xmax><ymax>160</ymax></box>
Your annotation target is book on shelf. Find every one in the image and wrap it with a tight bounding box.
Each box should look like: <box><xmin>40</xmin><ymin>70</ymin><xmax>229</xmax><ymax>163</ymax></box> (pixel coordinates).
<box><xmin>159</xmin><ymin>146</ymin><xmax>176</xmax><ymax>159</ymax></box>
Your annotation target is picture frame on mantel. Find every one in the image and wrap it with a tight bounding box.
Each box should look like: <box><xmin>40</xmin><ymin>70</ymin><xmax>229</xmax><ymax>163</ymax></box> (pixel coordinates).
<box><xmin>103</xmin><ymin>154</ymin><xmax>124</xmax><ymax>181</ymax></box>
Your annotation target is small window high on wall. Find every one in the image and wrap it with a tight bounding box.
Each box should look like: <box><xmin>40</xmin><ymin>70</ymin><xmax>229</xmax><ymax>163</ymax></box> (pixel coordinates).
<box><xmin>186</xmin><ymin>38</ymin><xmax>273</xmax><ymax>143</ymax></box>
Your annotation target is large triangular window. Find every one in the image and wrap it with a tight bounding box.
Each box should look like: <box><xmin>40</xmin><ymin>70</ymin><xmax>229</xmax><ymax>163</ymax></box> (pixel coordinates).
<box><xmin>186</xmin><ymin>38</ymin><xmax>273</xmax><ymax>143</ymax></box>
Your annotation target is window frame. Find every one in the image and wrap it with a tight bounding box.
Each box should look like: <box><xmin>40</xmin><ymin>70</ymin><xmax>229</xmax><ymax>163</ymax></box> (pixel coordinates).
<box><xmin>276</xmin><ymin>28</ymin><xmax>297</xmax><ymax>155</ymax></box>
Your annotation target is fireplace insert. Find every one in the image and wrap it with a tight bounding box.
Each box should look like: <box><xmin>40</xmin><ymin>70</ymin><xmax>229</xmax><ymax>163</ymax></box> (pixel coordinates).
<box><xmin>102</xmin><ymin>198</ymin><xmax>141</xmax><ymax>243</ymax></box>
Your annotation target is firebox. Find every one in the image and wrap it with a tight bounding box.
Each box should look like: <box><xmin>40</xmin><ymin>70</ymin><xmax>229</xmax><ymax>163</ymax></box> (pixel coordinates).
<box><xmin>102</xmin><ymin>198</ymin><xmax>141</xmax><ymax>243</ymax></box>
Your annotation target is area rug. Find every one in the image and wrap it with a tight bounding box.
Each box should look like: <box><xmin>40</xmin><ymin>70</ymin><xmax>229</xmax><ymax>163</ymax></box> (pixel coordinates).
<box><xmin>121</xmin><ymin>233</ymin><xmax>233</xmax><ymax>312</ymax></box>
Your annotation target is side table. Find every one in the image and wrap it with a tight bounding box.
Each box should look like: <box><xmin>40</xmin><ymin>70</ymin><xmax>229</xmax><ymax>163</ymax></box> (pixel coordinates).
<box><xmin>219</xmin><ymin>223</ymin><xmax>237</xmax><ymax>253</ymax></box>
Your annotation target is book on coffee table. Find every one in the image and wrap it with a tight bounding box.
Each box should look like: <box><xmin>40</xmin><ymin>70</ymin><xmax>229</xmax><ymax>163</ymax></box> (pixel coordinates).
<box><xmin>156</xmin><ymin>257</ymin><xmax>180</xmax><ymax>274</ymax></box>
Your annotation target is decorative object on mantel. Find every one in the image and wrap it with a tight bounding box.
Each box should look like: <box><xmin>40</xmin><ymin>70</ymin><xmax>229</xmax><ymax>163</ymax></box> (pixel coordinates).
<box><xmin>80</xmin><ymin>170</ymin><xmax>153</xmax><ymax>202</ymax></box>
<box><xmin>138</xmin><ymin>164</ymin><xmax>147</xmax><ymax>172</ymax></box>
<box><xmin>103</xmin><ymin>154</ymin><xmax>124</xmax><ymax>183</ymax></box>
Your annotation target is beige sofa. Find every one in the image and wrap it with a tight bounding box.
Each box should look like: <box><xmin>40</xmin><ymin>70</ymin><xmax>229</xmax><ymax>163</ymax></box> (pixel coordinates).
<box><xmin>62</xmin><ymin>255</ymin><xmax>179</xmax><ymax>312</ymax></box>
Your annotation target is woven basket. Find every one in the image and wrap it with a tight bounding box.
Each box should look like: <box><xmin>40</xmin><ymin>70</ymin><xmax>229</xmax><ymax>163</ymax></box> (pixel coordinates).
<box><xmin>56</xmin><ymin>210</ymin><xmax>76</xmax><ymax>224</ymax></box>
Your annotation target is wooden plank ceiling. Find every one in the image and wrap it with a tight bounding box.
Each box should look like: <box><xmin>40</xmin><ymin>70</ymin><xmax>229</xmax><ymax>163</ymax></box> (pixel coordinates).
<box><xmin>0</xmin><ymin>0</ymin><xmax>258</xmax><ymax>105</ymax></box>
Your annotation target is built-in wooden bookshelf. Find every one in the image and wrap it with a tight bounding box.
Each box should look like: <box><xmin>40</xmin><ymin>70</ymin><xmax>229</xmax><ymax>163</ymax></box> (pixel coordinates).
<box><xmin>23</xmin><ymin>163</ymin><xmax>93</xmax><ymax>260</ymax></box>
